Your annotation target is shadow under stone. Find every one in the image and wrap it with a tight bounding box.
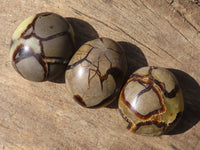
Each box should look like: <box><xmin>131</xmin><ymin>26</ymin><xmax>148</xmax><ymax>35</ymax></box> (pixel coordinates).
<box><xmin>106</xmin><ymin>42</ymin><xmax>148</xmax><ymax>109</ymax></box>
<box><xmin>67</xmin><ymin>17</ymin><xmax>99</xmax><ymax>50</ymax></box>
<box><xmin>167</xmin><ymin>69</ymin><xmax>200</xmax><ymax>135</ymax></box>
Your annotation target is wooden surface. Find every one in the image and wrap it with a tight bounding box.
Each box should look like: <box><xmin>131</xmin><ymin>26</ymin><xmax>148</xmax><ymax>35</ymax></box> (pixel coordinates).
<box><xmin>0</xmin><ymin>0</ymin><xmax>200</xmax><ymax>149</ymax></box>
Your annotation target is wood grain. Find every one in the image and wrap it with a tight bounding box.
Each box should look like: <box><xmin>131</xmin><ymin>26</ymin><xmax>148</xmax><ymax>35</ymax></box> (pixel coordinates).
<box><xmin>0</xmin><ymin>0</ymin><xmax>199</xmax><ymax>149</ymax></box>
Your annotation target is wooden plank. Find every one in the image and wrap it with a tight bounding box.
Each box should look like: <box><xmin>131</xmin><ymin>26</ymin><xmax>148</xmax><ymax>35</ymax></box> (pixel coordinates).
<box><xmin>0</xmin><ymin>0</ymin><xmax>199</xmax><ymax>149</ymax></box>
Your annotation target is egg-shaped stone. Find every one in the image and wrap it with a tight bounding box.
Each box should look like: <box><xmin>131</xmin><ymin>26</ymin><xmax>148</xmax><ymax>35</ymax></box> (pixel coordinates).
<box><xmin>65</xmin><ymin>38</ymin><xmax>127</xmax><ymax>108</ymax></box>
<box><xmin>10</xmin><ymin>12</ymin><xmax>75</xmax><ymax>82</ymax></box>
<box><xmin>118</xmin><ymin>66</ymin><xmax>184</xmax><ymax>136</ymax></box>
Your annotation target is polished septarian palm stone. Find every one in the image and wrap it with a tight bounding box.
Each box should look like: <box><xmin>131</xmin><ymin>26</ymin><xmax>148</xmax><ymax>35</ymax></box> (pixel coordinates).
<box><xmin>65</xmin><ymin>38</ymin><xmax>127</xmax><ymax>108</ymax></box>
<box><xmin>118</xmin><ymin>66</ymin><xmax>184</xmax><ymax>136</ymax></box>
<box><xmin>10</xmin><ymin>12</ymin><xmax>75</xmax><ymax>82</ymax></box>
